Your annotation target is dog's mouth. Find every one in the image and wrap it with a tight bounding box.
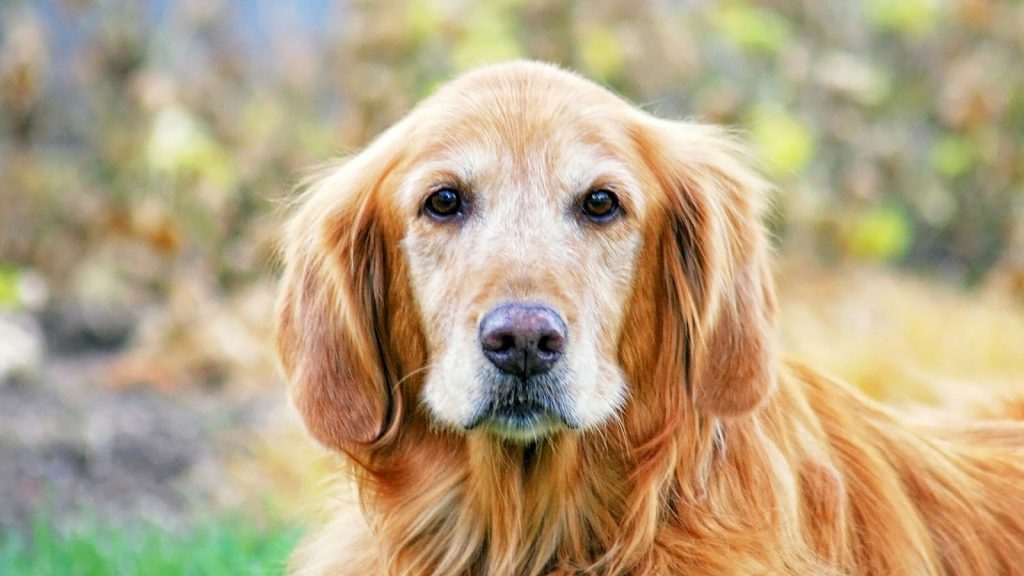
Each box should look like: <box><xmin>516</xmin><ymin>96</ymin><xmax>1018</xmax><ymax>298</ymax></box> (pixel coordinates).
<box><xmin>477</xmin><ymin>404</ymin><xmax>565</xmax><ymax>442</ymax></box>
<box><xmin>463</xmin><ymin>374</ymin><xmax>578</xmax><ymax>442</ymax></box>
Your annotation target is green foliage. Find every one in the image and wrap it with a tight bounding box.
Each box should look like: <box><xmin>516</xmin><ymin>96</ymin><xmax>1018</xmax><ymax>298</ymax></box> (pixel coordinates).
<box><xmin>714</xmin><ymin>4</ymin><xmax>794</xmax><ymax>56</ymax></box>
<box><xmin>0</xmin><ymin>515</ymin><xmax>300</xmax><ymax>576</ymax></box>
<box><xmin>866</xmin><ymin>0</ymin><xmax>942</xmax><ymax>38</ymax></box>
<box><xmin>1</xmin><ymin>0</ymin><xmax>1022</xmax><ymax>301</ymax></box>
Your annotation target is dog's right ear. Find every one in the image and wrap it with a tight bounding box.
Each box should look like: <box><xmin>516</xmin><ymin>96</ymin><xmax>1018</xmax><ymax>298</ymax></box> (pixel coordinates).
<box><xmin>275</xmin><ymin>129</ymin><xmax>406</xmax><ymax>454</ymax></box>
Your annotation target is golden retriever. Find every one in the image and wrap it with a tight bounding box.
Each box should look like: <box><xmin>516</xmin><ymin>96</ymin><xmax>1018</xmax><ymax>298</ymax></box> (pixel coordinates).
<box><xmin>276</xmin><ymin>61</ymin><xmax>1024</xmax><ymax>575</ymax></box>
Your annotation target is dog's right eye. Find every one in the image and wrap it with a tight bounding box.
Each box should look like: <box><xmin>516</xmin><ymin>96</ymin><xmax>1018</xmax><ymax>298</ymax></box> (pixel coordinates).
<box><xmin>424</xmin><ymin>188</ymin><xmax>463</xmax><ymax>220</ymax></box>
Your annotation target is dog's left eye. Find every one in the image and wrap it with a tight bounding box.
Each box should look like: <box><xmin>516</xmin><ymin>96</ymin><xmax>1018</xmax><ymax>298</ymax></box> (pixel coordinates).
<box><xmin>581</xmin><ymin>189</ymin><xmax>620</xmax><ymax>222</ymax></box>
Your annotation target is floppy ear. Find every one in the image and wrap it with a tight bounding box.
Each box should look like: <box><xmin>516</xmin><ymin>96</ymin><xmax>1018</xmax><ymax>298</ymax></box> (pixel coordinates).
<box><xmin>638</xmin><ymin>118</ymin><xmax>778</xmax><ymax>416</ymax></box>
<box><xmin>275</xmin><ymin>134</ymin><xmax>405</xmax><ymax>453</ymax></box>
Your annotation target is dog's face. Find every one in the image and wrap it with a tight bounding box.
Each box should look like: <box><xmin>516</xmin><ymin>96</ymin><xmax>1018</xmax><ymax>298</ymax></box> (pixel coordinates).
<box><xmin>396</xmin><ymin>79</ymin><xmax>650</xmax><ymax>441</ymax></box>
<box><xmin>277</xmin><ymin>62</ymin><xmax>777</xmax><ymax>452</ymax></box>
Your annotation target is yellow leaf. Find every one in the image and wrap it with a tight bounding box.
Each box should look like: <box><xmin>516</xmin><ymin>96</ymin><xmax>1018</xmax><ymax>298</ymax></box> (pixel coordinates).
<box><xmin>931</xmin><ymin>134</ymin><xmax>978</xmax><ymax>178</ymax></box>
<box><xmin>407</xmin><ymin>0</ymin><xmax>446</xmax><ymax>43</ymax></box>
<box><xmin>747</xmin><ymin>106</ymin><xmax>815</xmax><ymax>176</ymax></box>
<box><xmin>846</xmin><ymin>206</ymin><xmax>913</xmax><ymax>262</ymax></box>
<box><xmin>0</xmin><ymin>265</ymin><xmax>20</xmax><ymax>309</ymax></box>
<box><xmin>867</xmin><ymin>0</ymin><xmax>941</xmax><ymax>38</ymax></box>
<box><xmin>451</xmin><ymin>5</ymin><xmax>523</xmax><ymax>72</ymax></box>
<box><xmin>577</xmin><ymin>25</ymin><xmax>625</xmax><ymax>81</ymax></box>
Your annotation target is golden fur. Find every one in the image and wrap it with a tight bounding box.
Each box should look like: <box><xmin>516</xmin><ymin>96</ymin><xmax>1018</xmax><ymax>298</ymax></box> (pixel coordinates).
<box><xmin>276</xmin><ymin>61</ymin><xmax>1024</xmax><ymax>575</ymax></box>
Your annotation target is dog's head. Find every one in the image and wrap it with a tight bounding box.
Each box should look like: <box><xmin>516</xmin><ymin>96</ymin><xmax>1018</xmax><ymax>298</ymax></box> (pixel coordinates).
<box><xmin>276</xmin><ymin>62</ymin><xmax>776</xmax><ymax>451</ymax></box>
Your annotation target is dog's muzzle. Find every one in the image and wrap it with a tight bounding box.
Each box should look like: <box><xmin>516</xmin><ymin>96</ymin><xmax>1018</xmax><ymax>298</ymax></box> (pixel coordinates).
<box><xmin>467</xmin><ymin>302</ymin><xmax>574</xmax><ymax>438</ymax></box>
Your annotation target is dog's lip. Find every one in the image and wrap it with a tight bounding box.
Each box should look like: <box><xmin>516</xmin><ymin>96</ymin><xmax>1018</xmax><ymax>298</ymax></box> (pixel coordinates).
<box><xmin>489</xmin><ymin>401</ymin><xmax>553</xmax><ymax>426</ymax></box>
<box><xmin>463</xmin><ymin>398</ymin><xmax>575</xmax><ymax>435</ymax></box>
<box><xmin>471</xmin><ymin>407</ymin><xmax>567</xmax><ymax>442</ymax></box>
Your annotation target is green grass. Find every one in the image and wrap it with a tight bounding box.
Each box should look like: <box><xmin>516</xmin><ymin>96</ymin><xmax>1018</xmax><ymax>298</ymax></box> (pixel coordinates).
<box><xmin>0</xmin><ymin>514</ymin><xmax>302</xmax><ymax>576</ymax></box>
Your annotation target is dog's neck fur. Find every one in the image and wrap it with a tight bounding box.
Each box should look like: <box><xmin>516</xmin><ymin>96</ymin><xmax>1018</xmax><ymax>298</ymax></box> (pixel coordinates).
<box><xmin>361</xmin><ymin>421</ymin><xmax>633</xmax><ymax>574</ymax></box>
<box><xmin>328</xmin><ymin>362</ymin><xmax>1024</xmax><ymax>576</ymax></box>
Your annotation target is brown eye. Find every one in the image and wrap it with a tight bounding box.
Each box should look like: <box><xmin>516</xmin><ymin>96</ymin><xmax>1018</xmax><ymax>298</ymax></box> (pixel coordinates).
<box><xmin>425</xmin><ymin>188</ymin><xmax>462</xmax><ymax>219</ymax></box>
<box><xmin>581</xmin><ymin>189</ymin><xmax>619</xmax><ymax>221</ymax></box>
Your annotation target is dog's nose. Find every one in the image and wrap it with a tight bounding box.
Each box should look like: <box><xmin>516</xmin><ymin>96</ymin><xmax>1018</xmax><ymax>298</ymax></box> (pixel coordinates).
<box><xmin>479</xmin><ymin>304</ymin><xmax>566</xmax><ymax>378</ymax></box>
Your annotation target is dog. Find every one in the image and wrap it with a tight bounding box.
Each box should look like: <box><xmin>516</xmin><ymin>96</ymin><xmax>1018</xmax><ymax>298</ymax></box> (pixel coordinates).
<box><xmin>276</xmin><ymin>61</ymin><xmax>1024</xmax><ymax>575</ymax></box>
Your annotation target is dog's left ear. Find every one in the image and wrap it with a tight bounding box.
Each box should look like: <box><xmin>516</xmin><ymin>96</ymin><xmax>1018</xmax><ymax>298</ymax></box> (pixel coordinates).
<box><xmin>637</xmin><ymin>118</ymin><xmax>778</xmax><ymax>416</ymax></box>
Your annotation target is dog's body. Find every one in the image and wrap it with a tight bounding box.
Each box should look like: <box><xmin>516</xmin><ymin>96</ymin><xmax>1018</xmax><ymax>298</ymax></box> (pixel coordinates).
<box><xmin>277</xmin><ymin>61</ymin><xmax>1024</xmax><ymax>575</ymax></box>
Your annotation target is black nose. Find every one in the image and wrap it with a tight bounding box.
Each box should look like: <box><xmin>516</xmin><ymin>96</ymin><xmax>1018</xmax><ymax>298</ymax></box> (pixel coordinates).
<box><xmin>479</xmin><ymin>304</ymin><xmax>566</xmax><ymax>378</ymax></box>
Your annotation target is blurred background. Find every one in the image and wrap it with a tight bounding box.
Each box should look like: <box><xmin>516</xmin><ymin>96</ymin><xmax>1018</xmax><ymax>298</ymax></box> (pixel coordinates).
<box><xmin>2</xmin><ymin>0</ymin><xmax>1023</xmax><ymax>573</ymax></box>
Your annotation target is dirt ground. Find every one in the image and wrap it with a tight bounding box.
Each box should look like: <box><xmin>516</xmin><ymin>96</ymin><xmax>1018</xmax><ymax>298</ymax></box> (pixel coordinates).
<box><xmin>0</xmin><ymin>350</ymin><xmax>288</xmax><ymax>534</ymax></box>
